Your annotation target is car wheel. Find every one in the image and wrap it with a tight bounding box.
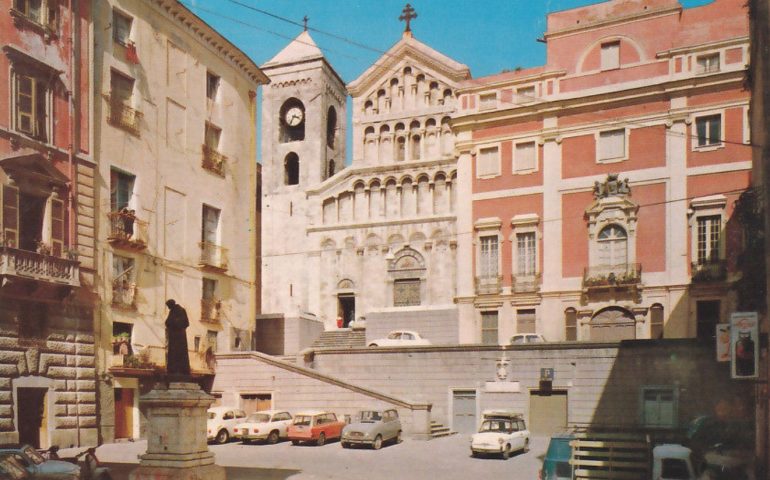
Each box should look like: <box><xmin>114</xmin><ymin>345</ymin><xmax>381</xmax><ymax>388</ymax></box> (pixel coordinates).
<box><xmin>523</xmin><ymin>438</ymin><xmax>530</xmax><ymax>453</ymax></box>
<box><xmin>373</xmin><ymin>435</ymin><xmax>382</xmax><ymax>450</ymax></box>
<box><xmin>341</xmin><ymin>442</ymin><xmax>350</xmax><ymax>449</ymax></box>
<box><xmin>395</xmin><ymin>430</ymin><xmax>402</xmax><ymax>444</ymax></box>
<box><xmin>267</xmin><ymin>431</ymin><xmax>280</xmax><ymax>445</ymax></box>
<box><xmin>291</xmin><ymin>440</ymin><xmax>300</xmax><ymax>446</ymax></box>
<box><xmin>501</xmin><ymin>444</ymin><xmax>511</xmax><ymax>460</ymax></box>
<box><xmin>317</xmin><ymin>433</ymin><xmax>326</xmax><ymax>446</ymax></box>
<box><xmin>470</xmin><ymin>450</ymin><xmax>478</xmax><ymax>458</ymax></box>
<box><xmin>215</xmin><ymin>429</ymin><xmax>229</xmax><ymax>444</ymax></box>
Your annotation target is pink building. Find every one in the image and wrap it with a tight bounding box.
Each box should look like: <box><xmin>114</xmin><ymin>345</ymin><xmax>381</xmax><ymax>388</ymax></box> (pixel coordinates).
<box><xmin>453</xmin><ymin>0</ymin><xmax>751</xmax><ymax>344</ymax></box>
<box><xmin>0</xmin><ymin>0</ymin><xmax>97</xmax><ymax>447</ymax></box>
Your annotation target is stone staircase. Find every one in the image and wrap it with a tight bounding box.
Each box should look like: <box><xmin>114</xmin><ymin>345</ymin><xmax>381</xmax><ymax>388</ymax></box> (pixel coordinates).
<box><xmin>310</xmin><ymin>329</ymin><xmax>367</xmax><ymax>349</ymax></box>
<box><xmin>430</xmin><ymin>421</ymin><xmax>455</xmax><ymax>438</ymax></box>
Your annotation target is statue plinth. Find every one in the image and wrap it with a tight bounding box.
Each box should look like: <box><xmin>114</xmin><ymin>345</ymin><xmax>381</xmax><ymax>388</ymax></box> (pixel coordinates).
<box><xmin>129</xmin><ymin>382</ymin><xmax>225</xmax><ymax>480</ymax></box>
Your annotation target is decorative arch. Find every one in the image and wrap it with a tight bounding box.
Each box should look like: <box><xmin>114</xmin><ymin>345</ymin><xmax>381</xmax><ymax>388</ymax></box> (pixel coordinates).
<box><xmin>388</xmin><ymin>246</ymin><xmax>427</xmax><ymax>307</ymax></box>
<box><xmin>337</xmin><ymin>278</ymin><xmax>356</xmax><ymax>290</ymax></box>
<box><xmin>409</xmin><ymin>231</ymin><xmax>427</xmax><ymax>244</ymax></box>
<box><xmin>589</xmin><ymin>306</ymin><xmax>636</xmax><ymax>341</ymax></box>
<box><xmin>388</xmin><ymin>233</ymin><xmax>405</xmax><ymax>246</ymax></box>
<box><xmin>284</xmin><ymin>152</ymin><xmax>299</xmax><ymax>185</ymax></box>
<box><xmin>577</xmin><ymin>35</ymin><xmax>645</xmax><ymax>73</ymax></box>
<box><xmin>320</xmin><ymin>237</ymin><xmax>337</xmax><ymax>250</ymax></box>
<box><xmin>279</xmin><ymin>97</ymin><xmax>305</xmax><ymax>142</ymax></box>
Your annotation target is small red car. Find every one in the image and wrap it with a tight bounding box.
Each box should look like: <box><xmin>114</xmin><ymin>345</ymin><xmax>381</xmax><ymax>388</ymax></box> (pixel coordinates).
<box><xmin>287</xmin><ymin>410</ymin><xmax>346</xmax><ymax>446</ymax></box>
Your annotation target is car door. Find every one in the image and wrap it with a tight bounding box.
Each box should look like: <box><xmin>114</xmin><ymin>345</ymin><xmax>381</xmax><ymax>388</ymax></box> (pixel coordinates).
<box><xmin>384</xmin><ymin>410</ymin><xmax>398</xmax><ymax>440</ymax></box>
<box><xmin>277</xmin><ymin>412</ymin><xmax>292</xmax><ymax>436</ymax></box>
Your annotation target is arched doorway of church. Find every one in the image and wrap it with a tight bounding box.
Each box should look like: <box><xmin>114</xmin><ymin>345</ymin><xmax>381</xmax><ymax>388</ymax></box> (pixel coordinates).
<box><xmin>589</xmin><ymin>306</ymin><xmax>636</xmax><ymax>341</ymax></box>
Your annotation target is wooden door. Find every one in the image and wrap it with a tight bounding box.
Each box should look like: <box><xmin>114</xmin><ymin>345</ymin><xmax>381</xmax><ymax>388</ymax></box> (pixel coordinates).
<box><xmin>529</xmin><ymin>390</ymin><xmax>568</xmax><ymax>436</ymax></box>
<box><xmin>114</xmin><ymin>388</ymin><xmax>134</xmax><ymax>439</ymax></box>
<box><xmin>17</xmin><ymin>388</ymin><xmax>47</xmax><ymax>448</ymax></box>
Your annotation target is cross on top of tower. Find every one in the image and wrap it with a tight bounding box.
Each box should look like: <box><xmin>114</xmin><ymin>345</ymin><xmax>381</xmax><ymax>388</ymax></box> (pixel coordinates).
<box><xmin>399</xmin><ymin>3</ymin><xmax>417</xmax><ymax>36</ymax></box>
<box><xmin>303</xmin><ymin>15</ymin><xmax>309</xmax><ymax>31</ymax></box>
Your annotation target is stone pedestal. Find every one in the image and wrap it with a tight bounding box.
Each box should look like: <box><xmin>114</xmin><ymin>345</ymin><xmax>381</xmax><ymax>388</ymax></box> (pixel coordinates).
<box><xmin>130</xmin><ymin>382</ymin><xmax>225</xmax><ymax>480</ymax></box>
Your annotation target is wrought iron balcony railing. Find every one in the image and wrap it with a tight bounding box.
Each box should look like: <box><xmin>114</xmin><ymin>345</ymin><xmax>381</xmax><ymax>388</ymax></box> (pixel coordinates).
<box><xmin>513</xmin><ymin>273</ymin><xmax>541</xmax><ymax>293</ymax></box>
<box><xmin>199</xmin><ymin>241</ymin><xmax>228</xmax><ymax>271</ymax></box>
<box><xmin>691</xmin><ymin>260</ymin><xmax>727</xmax><ymax>282</ymax></box>
<box><xmin>583</xmin><ymin>263</ymin><xmax>642</xmax><ymax>288</ymax></box>
<box><xmin>107</xmin><ymin>96</ymin><xmax>142</xmax><ymax>135</ymax></box>
<box><xmin>107</xmin><ymin>210</ymin><xmax>147</xmax><ymax>250</ymax></box>
<box><xmin>112</xmin><ymin>280</ymin><xmax>137</xmax><ymax>309</ymax></box>
<box><xmin>201</xmin><ymin>298</ymin><xmax>222</xmax><ymax>324</ymax></box>
<box><xmin>475</xmin><ymin>275</ymin><xmax>503</xmax><ymax>295</ymax></box>
<box><xmin>202</xmin><ymin>144</ymin><xmax>226</xmax><ymax>176</ymax></box>
<box><xmin>0</xmin><ymin>246</ymin><xmax>79</xmax><ymax>287</ymax></box>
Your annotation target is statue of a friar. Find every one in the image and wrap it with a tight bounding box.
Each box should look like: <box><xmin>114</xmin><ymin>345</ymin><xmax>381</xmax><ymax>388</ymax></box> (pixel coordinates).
<box><xmin>165</xmin><ymin>299</ymin><xmax>191</xmax><ymax>377</ymax></box>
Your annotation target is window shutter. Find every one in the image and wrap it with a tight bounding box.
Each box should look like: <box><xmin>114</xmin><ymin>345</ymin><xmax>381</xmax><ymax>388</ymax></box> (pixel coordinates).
<box><xmin>51</xmin><ymin>196</ymin><xmax>65</xmax><ymax>257</ymax></box>
<box><xmin>2</xmin><ymin>184</ymin><xmax>20</xmax><ymax>248</ymax></box>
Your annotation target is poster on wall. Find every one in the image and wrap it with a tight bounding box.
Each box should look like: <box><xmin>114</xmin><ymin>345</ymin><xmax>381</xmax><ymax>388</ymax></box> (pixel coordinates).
<box><xmin>716</xmin><ymin>323</ymin><xmax>730</xmax><ymax>362</ymax></box>
<box><xmin>730</xmin><ymin>312</ymin><xmax>759</xmax><ymax>379</ymax></box>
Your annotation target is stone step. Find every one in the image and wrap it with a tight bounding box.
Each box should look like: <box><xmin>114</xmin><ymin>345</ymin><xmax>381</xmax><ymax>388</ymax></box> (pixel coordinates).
<box><xmin>429</xmin><ymin>421</ymin><xmax>456</xmax><ymax>438</ymax></box>
<box><xmin>310</xmin><ymin>330</ymin><xmax>367</xmax><ymax>349</ymax></box>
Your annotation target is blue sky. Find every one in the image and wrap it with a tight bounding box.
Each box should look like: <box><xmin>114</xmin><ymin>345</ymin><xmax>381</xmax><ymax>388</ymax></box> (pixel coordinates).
<box><xmin>185</xmin><ymin>0</ymin><xmax>715</xmax><ymax>82</ymax></box>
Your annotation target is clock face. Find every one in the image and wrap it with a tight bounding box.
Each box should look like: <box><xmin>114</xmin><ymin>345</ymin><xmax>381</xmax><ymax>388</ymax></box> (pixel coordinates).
<box><xmin>285</xmin><ymin>107</ymin><xmax>304</xmax><ymax>127</ymax></box>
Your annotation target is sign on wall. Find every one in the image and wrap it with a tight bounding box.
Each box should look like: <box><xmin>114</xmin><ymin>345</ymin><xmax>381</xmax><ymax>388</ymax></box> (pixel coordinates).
<box><xmin>716</xmin><ymin>323</ymin><xmax>730</xmax><ymax>362</ymax></box>
<box><xmin>730</xmin><ymin>312</ymin><xmax>759</xmax><ymax>379</ymax></box>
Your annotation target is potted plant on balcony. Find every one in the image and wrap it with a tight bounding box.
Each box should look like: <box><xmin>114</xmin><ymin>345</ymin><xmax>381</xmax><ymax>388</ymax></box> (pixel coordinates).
<box><xmin>112</xmin><ymin>332</ymin><xmax>131</xmax><ymax>355</ymax></box>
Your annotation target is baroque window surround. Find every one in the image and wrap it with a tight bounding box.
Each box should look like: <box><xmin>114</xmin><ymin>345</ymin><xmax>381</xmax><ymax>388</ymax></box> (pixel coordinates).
<box><xmin>386</xmin><ymin>246</ymin><xmax>426</xmax><ymax>308</ymax></box>
<box><xmin>585</xmin><ymin>176</ymin><xmax>639</xmax><ymax>282</ymax></box>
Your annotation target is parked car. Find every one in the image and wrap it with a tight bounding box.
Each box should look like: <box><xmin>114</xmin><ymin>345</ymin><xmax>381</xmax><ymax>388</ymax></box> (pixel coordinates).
<box><xmin>341</xmin><ymin>409</ymin><xmax>402</xmax><ymax>450</ymax></box>
<box><xmin>652</xmin><ymin>444</ymin><xmax>697</xmax><ymax>480</ymax></box>
<box><xmin>539</xmin><ymin>433</ymin><xmax>574</xmax><ymax>480</ymax></box>
<box><xmin>0</xmin><ymin>453</ymin><xmax>29</xmax><ymax>480</ymax></box>
<box><xmin>287</xmin><ymin>411</ymin><xmax>346</xmax><ymax>446</ymax></box>
<box><xmin>0</xmin><ymin>445</ymin><xmax>80</xmax><ymax>480</ymax></box>
<box><xmin>470</xmin><ymin>410</ymin><xmax>530</xmax><ymax>459</ymax></box>
<box><xmin>234</xmin><ymin>410</ymin><xmax>293</xmax><ymax>444</ymax></box>
<box><xmin>207</xmin><ymin>406</ymin><xmax>247</xmax><ymax>444</ymax></box>
<box><xmin>367</xmin><ymin>330</ymin><xmax>431</xmax><ymax>347</ymax></box>
<box><xmin>510</xmin><ymin>334</ymin><xmax>546</xmax><ymax>344</ymax></box>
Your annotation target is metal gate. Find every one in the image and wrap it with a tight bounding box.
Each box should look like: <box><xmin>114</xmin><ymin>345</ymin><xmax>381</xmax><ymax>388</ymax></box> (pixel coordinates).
<box><xmin>529</xmin><ymin>390</ymin><xmax>568</xmax><ymax>436</ymax></box>
<box><xmin>452</xmin><ymin>389</ymin><xmax>477</xmax><ymax>433</ymax></box>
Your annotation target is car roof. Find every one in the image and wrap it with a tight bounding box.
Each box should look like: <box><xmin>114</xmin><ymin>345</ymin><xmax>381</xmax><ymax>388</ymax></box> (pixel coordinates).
<box><xmin>294</xmin><ymin>410</ymin><xmax>332</xmax><ymax>416</ymax></box>
<box><xmin>653</xmin><ymin>444</ymin><xmax>692</xmax><ymax>459</ymax></box>
<box><xmin>208</xmin><ymin>406</ymin><xmax>240</xmax><ymax>413</ymax></box>
<box><xmin>388</xmin><ymin>330</ymin><xmax>419</xmax><ymax>335</ymax></box>
<box><xmin>251</xmin><ymin>410</ymin><xmax>288</xmax><ymax>415</ymax></box>
<box><xmin>482</xmin><ymin>409</ymin><xmax>524</xmax><ymax>419</ymax></box>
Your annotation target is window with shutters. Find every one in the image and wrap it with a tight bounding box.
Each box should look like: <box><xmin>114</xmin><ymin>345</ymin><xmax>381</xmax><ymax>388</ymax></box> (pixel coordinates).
<box><xmin>112</xmin><ymin>255</ymin><xmax>136</xmax><ymax>309</ymax></box>
<box><xmin>565</xmin><ymin>308</ymin><xmax>577</xmax><ymax>341</ymax></box>
<box><xmin>598</xmin><ymin>129</ymin><xmax>626</xmax><ymax>161</ymax></box>
<box><xmin>696</xmin><ymin>53</ymin><xmax>720</xmax><ymax>74</ymax></box>
<box><xmin>600</xmin><ymin>41</ymin><xmax>620</xmax><ymax>70</ymax></box>
<box><xmin>481</xmin><ymin>311</ymin><xmax>499</xmax><ymax>345</ymax></box>
<box><xmin>12</xmin><ymin>0</ymin><xmax>58</xmax><ymax>32</ymax></box>
<box><xmin>1</xmin><ymin>183</ymin><xmax>65</xmax><ymax>256</ymax></box>
<box><xmin>110</xmin><ymin>169</ymin><xmax>135</xmax><ymax>212</ymax></box>
<box><xmin>477</xmin><ymin>147</ymin><xmax>500</xmax><ymax>178</ymax></box>
<box><xmin>515</xmin><ymin>86</ymin><xmax>536</xmax><ymax>104</ymax></box>
<box><xmin>479</xmin><ymin>93</ymin><xmax>497</xmax><ymax>110</ymax></box>
<box><xmin>514</xmin><ymin>141</ymin><xmax>537</xmax><ymax>173</ymax></box>
<box><xmin>516</xmin><ymin>232</ymin><xmax>537</xmax><ymax>276</ymax></box>
<box><xmin>641</xmin><ymin>386</ymin><xmax>678</xmax><ymax>428</ymax></box>
<box><xmin>517</xmin><ymin>309</ymin><xmax>536</xmax><ymax>334</ymax></box>
<box><xmin>694</xmin><ymin>114</ymin><xmax>722</xmax><ymax>148</ymax></box>
<box><xmin>12</xmin><ymin>70</ymin><xmax>49</xmax><ymax>142</ymax></box>
<box><xmin>650</xmin><ymin>304</ymin><xmax>664</xmax><ymax>339</ymax></box>
<box><xmin>113</xmin><ymin>8</ymin><xmax>133</xmax><ymax>46</ymax></box>
<box><xmin>479</xmin><ymin>235</ymin><xmax>499</xmax><ymax>279</ymax></box>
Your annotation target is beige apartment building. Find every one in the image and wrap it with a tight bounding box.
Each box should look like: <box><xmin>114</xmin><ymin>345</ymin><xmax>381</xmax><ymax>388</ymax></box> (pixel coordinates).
<box><xmin>92</xmin><ymin>0</ymin><xmax>267</xmax><ymax>442</ymax></box>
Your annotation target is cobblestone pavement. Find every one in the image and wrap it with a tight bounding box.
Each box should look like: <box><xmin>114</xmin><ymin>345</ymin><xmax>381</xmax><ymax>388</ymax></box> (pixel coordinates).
<box><xmin>73</xmin><ymin>434</ymin><xmax>549</xmax><ymax>479</ymax></box>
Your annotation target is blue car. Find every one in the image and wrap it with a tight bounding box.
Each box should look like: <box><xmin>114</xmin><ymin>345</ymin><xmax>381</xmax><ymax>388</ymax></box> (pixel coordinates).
<box><xmin>0</xmin><ymin>445</ymin><xmax>80</xmax><ymax>480</ymax></box>
<box><xmin>539</xmin><ymin>433</ymin><xmax>574</xmax><ymax>480</ymax></box>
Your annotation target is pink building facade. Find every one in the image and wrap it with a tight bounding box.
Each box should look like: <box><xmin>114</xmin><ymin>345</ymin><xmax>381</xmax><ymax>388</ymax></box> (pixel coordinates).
<box><xmin>453</xmin><ymin>0</ymin><xmax>751</xmax><ymax>344</ymax></box>
<box><xmin>0</xmin><ymin>0</ymin><xmax>97</xmax><ymax>447</ymax></box>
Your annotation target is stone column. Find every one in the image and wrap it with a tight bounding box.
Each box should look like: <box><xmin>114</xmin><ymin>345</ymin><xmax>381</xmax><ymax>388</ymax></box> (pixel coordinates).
<box><xmin>130</xmin><ymin>382</ymin><xmax>224</xmax><ymax>480</ymax></box>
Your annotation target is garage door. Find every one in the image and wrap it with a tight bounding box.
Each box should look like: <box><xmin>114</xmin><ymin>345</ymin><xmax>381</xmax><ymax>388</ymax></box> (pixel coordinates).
<box><xmin>529</xmin><ymin>391</ymin><xmax>567</xmax><ymax>436</ymax></box>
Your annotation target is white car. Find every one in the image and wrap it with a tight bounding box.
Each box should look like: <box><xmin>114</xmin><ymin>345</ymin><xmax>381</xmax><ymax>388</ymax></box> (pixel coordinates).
<box><xmin>368</xmin><ymin>330</ymin><xmax>431</xmax><ymax>347</ymax></box>
<box><xmin>207</xmin><ymin>406</ymin><xmax>247</xmax><ymax>444</ymax></box>
<box><xmin>470</xmin><ymin>410</ymin><xmax>530</xmax><ymax>459</ymax></box>
<box><xmin>509</xmin><ymin>333</ymin><xmax>546</xmax><ymax>344</ymax></box>
<box><xmin>234</xmin><ymin>410</ymin><xmax>293</xmax><ymax>444</ymax></box>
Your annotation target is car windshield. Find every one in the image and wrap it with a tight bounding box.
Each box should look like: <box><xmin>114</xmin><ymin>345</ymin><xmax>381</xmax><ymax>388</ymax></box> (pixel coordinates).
<box><xmin>661</xmin><ymin>458</ymin><xmax>690</xmax><ymax>479</ymax></box>
<box><xmin>21</xmin><ymin>447</ymin><xmax>44</xmax><ymax>465</ymax></box>
<box><xmin>527</xmin><ymin>335</ymin><xmax>543</xmax><ymax>342</ymax></box>
<box><xmin>479</xmin><ymin>420</ymin><xmax>512</xmax><ymax>432</ymax></box>
<box><xmin>247</xmin><ymin>414</ymin><xmax>271</xmax><ymax>423</ymax></box>
<box><xmin>207</xmin><ymin>412</ymin><xmax>216</xmax><ymax>420</ymax></box>
<box><xmin>359</xmin><ymin>411</ymin><xmax>382</xmax><ymax>422</ymax></box>
<box><xmin>293</xmin><ymin>415</ymin><xmax>312</xmax><ymax>426</ymax></box>
<box><xmin>511</xmin><ymin>336</ymin><xmax>525</xmax><ymax>344</ymax></box>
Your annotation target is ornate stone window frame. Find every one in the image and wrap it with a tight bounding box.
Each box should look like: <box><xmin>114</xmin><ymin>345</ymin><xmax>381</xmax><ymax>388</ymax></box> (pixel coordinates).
<box><xmin>585</xmin><ymin>179</ymin><xmax>639</xmax><ymax>273</ymax></box>
<box><xmin>387</xmin><ymin>246</ymin><xmax>426</xmax><ymax>307</ymax></box>
<box><xmin>509</xmin><ymin>214</ymin><xmax>540</xmax><ymax>278</ymax></box>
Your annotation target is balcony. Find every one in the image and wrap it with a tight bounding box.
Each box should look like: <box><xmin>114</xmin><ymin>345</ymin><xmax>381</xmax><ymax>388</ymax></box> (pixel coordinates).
<box><xmin>691</xmin><ymin>260</ymin><xmax>727</xmax><ymax>282</ymax></box>
<box><xmin>199</xmin><ymin>242</ymin><xmax>228</xmax><ymax>272</ymax></box>
<box><xmin>583</xmin><ymin>263</ymin><xmax>642</xmax><ymax>290</ymax></box>
<box><xmin>107</xmin><ymin>210</ymin><xmax>147</xmax><ymax>250</ymax></box>
<box><xmin>513</xmin><ymin>273</ymin><xmax>541</xmax><ymax>293</ymax></box>
<box><xmin>475</xmin><ymin>275</ymin><xmax>503</xmax><ymax>295</ymax></box>
<box><xmin>202</xmin><ymin>145</ymin><xmax>226</xmax><ymax>177</ymax></box>
<box><xmin>0</xmin><ymin>246</ymin><xmax>79</xmax><ymax>287</ymax></box>
<box><xmin>107</xmin><ymin>96</ymin><xmax>142</xmax><ymax>136</ymax></box>
<box><xmin>112</xmin><ymin>280</ymin><xmax>137</xmax><ymax>310</ymax></box>
<box><xmin>201</xmin><ymin>298</ymin><xmax>222</xmax><ymax>324</ymax></box>
<box><xmin>109</xmin><ymin>345</ymin><xmax>214</xmax><ymax>376</ymax></box>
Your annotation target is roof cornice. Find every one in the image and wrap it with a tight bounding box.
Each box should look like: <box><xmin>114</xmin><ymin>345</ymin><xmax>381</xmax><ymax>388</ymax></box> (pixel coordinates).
<box><xmin>150</xmin><ymin>0</ymin><xmax>269</xmax><ymax>85</ymax></box>
<box><xmin>544</xmin><ymin>5</ymin><xmax>682</xmax><ymax>40</ymax></box>
<box><xmin>656</xmin><ymin>35</ymin><xmax>749</xmax><ymax>58</ymax></box>
<box><xmin>458</xmin><ymin>70</ymin><xmax>567</xmax><ymax>94</ymax></box>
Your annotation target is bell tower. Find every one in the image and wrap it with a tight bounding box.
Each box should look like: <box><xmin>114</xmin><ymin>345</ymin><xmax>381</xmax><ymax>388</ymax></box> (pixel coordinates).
<box><xmin>260</xmin><ymin>29</ymin><xmax>347</xmax><ymax>320</ymax></box>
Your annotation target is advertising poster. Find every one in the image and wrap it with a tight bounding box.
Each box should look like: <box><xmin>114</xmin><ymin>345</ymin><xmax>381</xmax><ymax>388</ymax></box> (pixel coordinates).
<box><xmin>716</xmin><ymin>323</ymin><xmax>730</xmax><ymax>362</ymax></box>
<box><xmin>730</xmin><ymin>312</ymin><xmax>759</xmax><ymax>379</ymax></box>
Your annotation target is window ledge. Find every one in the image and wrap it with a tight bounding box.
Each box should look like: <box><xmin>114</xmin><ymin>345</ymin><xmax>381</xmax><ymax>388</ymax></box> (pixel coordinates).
<box><xmin>596</xmin><ymin>156</ymin><xmax>628</xmax><ymax>164</ymax></box>
<box><xmin>513</xmin><ymin>168</ymin><xmax>538</xmax><ymax>175</ymax></box>
<box><xmin>476</xmin><ymin>172</ymin><xmax>501</xmax><ymax>180</ymax></box>
<box><xmin>693</xmin><ymin>143</ymin><xmax>724</xmax><ymax>152</ymax></box>
<box><xmin>9</xmin><ymin>8</ymin><xmax>57</xmax><ymax>40</ymax></box>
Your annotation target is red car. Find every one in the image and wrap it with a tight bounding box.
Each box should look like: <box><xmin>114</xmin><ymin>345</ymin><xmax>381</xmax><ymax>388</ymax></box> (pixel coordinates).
<box><xmin>287</xmin><ymin>410</ymin><xmax>346</xmax><ymax>446</ymax></box>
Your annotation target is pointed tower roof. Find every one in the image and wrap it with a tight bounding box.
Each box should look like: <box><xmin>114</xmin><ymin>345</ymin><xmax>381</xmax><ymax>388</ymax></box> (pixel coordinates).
<box><xmin>262</xmin><ymin>31</ymin><xmax>324</xmax><ymax>68</ymax></box>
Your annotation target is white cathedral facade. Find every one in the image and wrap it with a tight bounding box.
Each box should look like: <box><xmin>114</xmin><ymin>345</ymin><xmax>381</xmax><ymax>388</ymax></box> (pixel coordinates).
<box><xmin>259</xmin><ymin>28</ymin><xmax>470</xmax><ymax>352</ymax></box>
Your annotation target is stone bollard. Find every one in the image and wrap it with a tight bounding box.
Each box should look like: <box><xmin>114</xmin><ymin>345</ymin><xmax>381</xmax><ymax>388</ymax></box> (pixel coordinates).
<box><xmin>130</xmin><ymin>381</ymin><xmax>225</xmax><ymax>480</ymax></box>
